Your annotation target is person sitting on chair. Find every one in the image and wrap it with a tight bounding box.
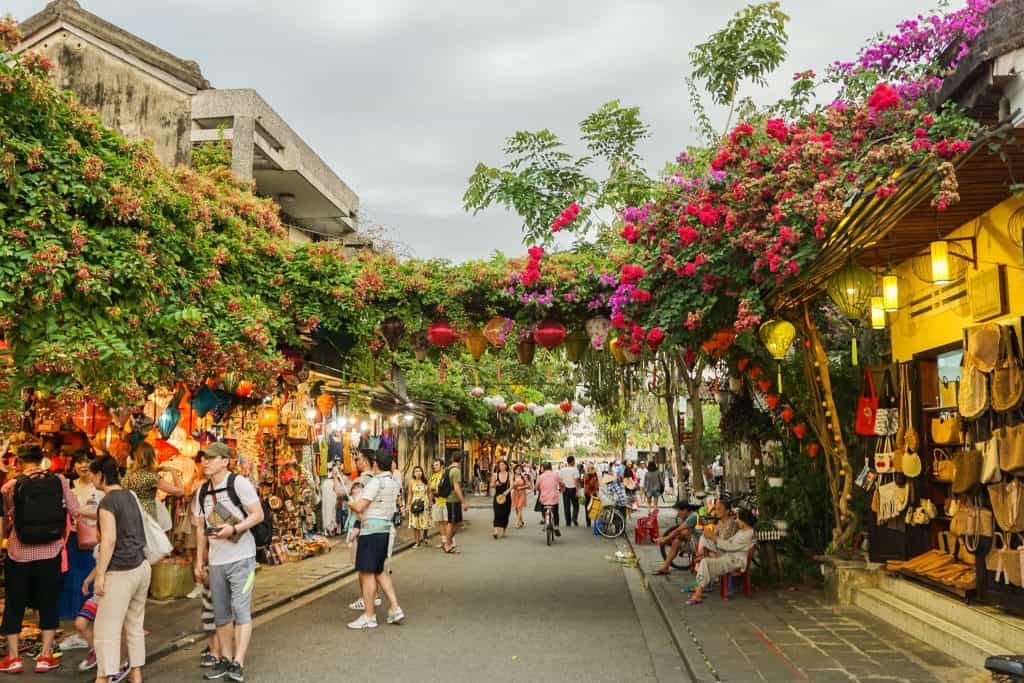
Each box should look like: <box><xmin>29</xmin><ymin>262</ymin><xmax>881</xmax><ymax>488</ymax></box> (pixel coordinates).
<box><xmin>654</xmin><ymin>501</ymin><xmax>700</xmax><ymax>575</ymax></box>
<box><xmin>686</xmin><ymin>508</ymin><xmax>756</xmax><ymax>604</ymax></box>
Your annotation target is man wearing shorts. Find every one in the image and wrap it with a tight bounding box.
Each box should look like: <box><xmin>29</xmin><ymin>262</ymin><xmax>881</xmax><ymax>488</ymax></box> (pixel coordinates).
<box><xmin>443</xmin><ymin>452</ymin><xmax>468</xmax><ymax>553</ymax></box>
<box><xmin>347</xmin><ymin>450</ymin><xmax>404</xmax><ymax>629</ymax></box>
<box><xmin>193</xmin><ymin>443</ymin><xmax>264</xmax><ymax>683</ymax></box>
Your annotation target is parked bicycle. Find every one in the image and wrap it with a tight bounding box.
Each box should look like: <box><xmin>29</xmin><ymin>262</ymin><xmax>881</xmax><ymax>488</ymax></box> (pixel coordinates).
<box><xmin>597</xmin><ymin>505</ymin><xmax>626</xmax><ymax>539</ymax></box>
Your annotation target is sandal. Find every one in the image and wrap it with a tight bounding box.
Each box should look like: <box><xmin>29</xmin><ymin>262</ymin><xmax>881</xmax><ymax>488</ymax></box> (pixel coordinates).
<box><xmin>685</xmin><ymin>597</ymin><xmax>704</xmax><ymax>605</ymax></box>
<box><xmin>654</xmin><ymin>569</ymin><xmax>670</xmax><ymax>575</ymax></box>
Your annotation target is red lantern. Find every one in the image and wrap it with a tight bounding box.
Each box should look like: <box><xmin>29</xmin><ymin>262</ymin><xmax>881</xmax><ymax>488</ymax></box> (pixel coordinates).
<box><xmin>73</xmin><ymin>401</ymin><xmax>111</xmax><ymax>437</ymax></box>
<box><xmin>780</xmin><ymin>407</ymin><xmax>795</xmax><ymax>423</ymax></box>
<box><xmin>792</xmin><ymin>423</ymin><xmax>807</xmax><ymax>440</ymax></box>
<box><xmin>808</xmin><ymin>443</ymin><xmax>821</xmax><ymax>458</ymax></box>
<box><xmin>737</xmin><ymin>357</ymin><xmax>750</xmax><ymax>372</ymax></box>
<box><xmin>765</xmin><ymin>394</ymin><xmax>780</xmax><ymax>410</ymax></box>
<box><xmin>533</xmin><ymin>320</ymin><xmax>567</xmax><ymax>350</ymax></box>
<box><xmin>512</xmin><ymin>401</ymin><xmax>527</xmax><ymax>414</ymax></box>
<box><xmin>559</xmin><ymin>400</ymin><xmax>573</xmax><ymax>413</ymax></box>
<box><xmin>757</xmin><ymin>377</ymin><xmax>772</xmax><ymax>394</ymax></box>
<box><xmin>236</xmin><ymin>380</ymin><xmax>254</xmax><ymax>398</ymax></box>
<box><xmin>427</xmin><ymin>320</ymin><xmax>459</xmax><ymax>349</ymax></box>
<box><xmin>747</xmin><ymin>365</ymin><xmax>763</xmax><ymax>380</ymax></box>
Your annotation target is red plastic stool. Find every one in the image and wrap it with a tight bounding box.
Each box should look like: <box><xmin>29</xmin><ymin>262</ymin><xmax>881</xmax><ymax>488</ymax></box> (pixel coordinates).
<box><xmin>633</xmin><ymin>511</ymin><xmax>660</xmax><ymax>545</ymax></box>
<box><xmin>721</xmin><ymin>545</ymin><xmax>756</xmax><ymax>601</ymax></box>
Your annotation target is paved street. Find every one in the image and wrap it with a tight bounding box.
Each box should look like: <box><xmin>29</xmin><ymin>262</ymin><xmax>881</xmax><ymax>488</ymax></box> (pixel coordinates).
<box><xmin>141</xmin><ymin>506</ymin><xmax>672</xmax><ymax>683</ymax></box>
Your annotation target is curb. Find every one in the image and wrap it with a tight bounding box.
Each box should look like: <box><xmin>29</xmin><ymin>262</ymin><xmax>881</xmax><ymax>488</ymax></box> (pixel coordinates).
<box><xmin>147</xmin><ymin>534</ymin><xmax>425</xmax><ymax>663</ymax></box>
<box><xmin>624</xmin><ymin>532</ymin><xmax>718</xmax><ymax>683</ymax></box>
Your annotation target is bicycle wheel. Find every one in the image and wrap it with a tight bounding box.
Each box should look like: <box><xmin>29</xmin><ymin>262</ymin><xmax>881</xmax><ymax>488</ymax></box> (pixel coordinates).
<box><xmin>659</xmin><ymin>542</ymin><xmax>692</xmax><ymax>570</ymax></box>
<box><xmin>546</xmin><ymin>523</ymin><xmax>554</xmax><ymax>546</ymax></box>
<box><xmin>598</xmin><ymin>509</ymin><xmax>624</xmax><ymax>538</ymax></box>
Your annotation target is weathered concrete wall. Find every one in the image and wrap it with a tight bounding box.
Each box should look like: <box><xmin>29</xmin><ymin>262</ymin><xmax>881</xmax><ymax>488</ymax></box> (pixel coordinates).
<box><xmin>35</xmin><ymin>31</ymin><xmax>192</xmax><ymax>167</ymax></box>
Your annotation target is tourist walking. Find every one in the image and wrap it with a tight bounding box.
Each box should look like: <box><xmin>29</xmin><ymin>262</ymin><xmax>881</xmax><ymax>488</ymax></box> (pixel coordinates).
<box><xmin>193</xmin><ymin>443</ymin><xmax>264</xmax><ymax>683</ymax></box>
<box><xmin>558</xmin><ymin>456</ymin><xmax>580</xmax><ymax>526</ymax></box>
<box><xmin>427</xmin><ymin>459</ymin><xmax>448</xmax><ymax>549</ymax></box>
<box><xmin>406</xmin><ymin>466</ymin><xmax>430</xmax><ymax>548</ymax></box>
<box><xmin>60</xmin><ymin>451</ymin><xmax>103</xmax><ymax>622</ymax></box>
<box><xmin>347</xmin><ymin>450</ymin><xmax>404</xmax><ymax>629</ymax></box>
<box><xmin>644</xmin><ymin>463</ymin><xmax>664</xmax><ymax>512</ymax></box>
<box><xmin>637</xmin><ymin>462</ymin><xmax>649</xmax><ymax>507</ymax></box>
<box><xmin>442</xmin><ymin>453</ymin><xmax>467</xmax><ymax>554</ymax></box>
<box><xmin>90</xmin><ymin>455</ymin><xmax>151</xmax><ymax>683</ymax></box>
<box><xmin>122</xmin><ymin>442</ymin><xmax>183</xmax><ymax>529</ymax></box>
<box><xmin>491</xmin><ymin>460</ymin><xmax>512</xmax><ymax>538</ymax></box>
<box><xmin>510</xmin><ymin>464</ymin><xmax>529</xmax><ymax>529</ymax></box>
<box><xmin>0</xmin><ymin>444</ymin><xmax>81</xmax><ymax>674</ymax></box>
<box><xmin>582</xmin><ymin>464</ymin><xmax>599</xmax><ymax>528</ymax></box>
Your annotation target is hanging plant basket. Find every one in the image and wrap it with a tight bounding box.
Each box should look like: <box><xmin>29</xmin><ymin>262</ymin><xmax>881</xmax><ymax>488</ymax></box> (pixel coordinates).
<box><xmin>565</xmin><ymin>332</ymin><xmax>589</xmax><ymax>362</ymax></box>
<box><xmin>516</xmin><ymin>341</ymin><xmax>536</xmax><ymax>365</ymax></box>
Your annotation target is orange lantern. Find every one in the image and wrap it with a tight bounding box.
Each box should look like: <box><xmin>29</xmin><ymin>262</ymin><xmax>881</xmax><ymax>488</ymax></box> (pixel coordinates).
<box><xmin>780</xmin><ymin>407</ymin><xmax>795</xmax><ymax>423</ymax></box>
<box><xmin>482</xmin><ymin>316</ymin><xmax>508</xmax><ymax>348</ymax></box>
<box><xmin>792</xmin><ymin>423</ymin><xmax>808</xmax><ymax>440</ymax></box>
<box><xmin>258</xmin><ymin>405</ymin><xmax>280</xmax><ymax>431</ymax></box>
<box><xmin>464</xmin><ymin>328</ymin><xmax>487</xmax><ymax>361</ymax></box>
<box><xmin>316</xmin><ymin>393</ymin><xmax>335</xmax><ymax>418</ymax></box>
<box><xmin>72</xmin><ymin>401</ymin><xmax>111</xmax><ymax>437</ymax></box>
<box><xmin>765</xmin><ymin>394</ymin><xmax>780</xmax><ymax>410</ymax></box>
<box><xmin>236</xmin><ymin>380</ymin><xmax>254</xmax><ymax>398</ymax></box>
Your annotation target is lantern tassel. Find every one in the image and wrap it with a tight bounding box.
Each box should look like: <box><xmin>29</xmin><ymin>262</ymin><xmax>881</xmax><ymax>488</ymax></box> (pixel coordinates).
<box><xmin>777</xmin><ymin>366</ymin><xmax>783</xmax><ymax>394</ymax></box>
<box><xmin>851</xmin><ymin>336</ymin><xmax>858</xmax><ymax>366</ymax></box>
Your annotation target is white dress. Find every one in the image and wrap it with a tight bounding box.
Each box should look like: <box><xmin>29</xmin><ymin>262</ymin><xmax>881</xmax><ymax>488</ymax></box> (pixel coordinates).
<box><xmin>320</xmin><ymin>478</ymin><xmax>338</xmax><ymax>535</ymax></box>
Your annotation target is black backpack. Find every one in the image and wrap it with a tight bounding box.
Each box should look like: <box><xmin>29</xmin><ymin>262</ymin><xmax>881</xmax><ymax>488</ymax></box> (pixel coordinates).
<box><xmin>199</xmin><ymin>474</ymin><xmax>273</xmax><ymax>548</ymax></box>
<box><xmin>13</xmin><ymin>471</ymin><xmax>66</xmax><ymax>544</ymax></box>
<box><xmin>435</xmin><ymin>466</ymin><xmax>454</xmax><ymax>499</ymax></box>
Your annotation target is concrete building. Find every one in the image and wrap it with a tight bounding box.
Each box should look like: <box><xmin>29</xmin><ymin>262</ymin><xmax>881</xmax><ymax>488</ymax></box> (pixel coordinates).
<box><xmin>15</xmin><ymin>0</ymin><xmax>361</xmax><ymax>245</ymax></box>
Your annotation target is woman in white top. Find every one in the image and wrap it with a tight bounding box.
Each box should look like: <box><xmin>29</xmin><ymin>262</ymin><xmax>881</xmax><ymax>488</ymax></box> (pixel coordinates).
<box><xmin>687</xmin><ymin>508</ymin><xmax>757</xmax><ymax>605</ymax></box>
<box><xmin>60</xmin><ymin>451</ymin><xmax>105</xmax><ymax>621</ymax></box>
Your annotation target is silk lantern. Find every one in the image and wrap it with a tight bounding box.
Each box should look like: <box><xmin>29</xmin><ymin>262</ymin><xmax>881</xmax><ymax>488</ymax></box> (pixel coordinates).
<box><xmin>533</xmin><ymin>320</ymin><xmax>567</xmax><ymax>350</ymax></box>
<box><xmin>825</xmin><ymin>261</ymin><xmax>874</xmax><ymax>365</ymax></box>
<box><xmin>73</xmin><ymin>401</ymin><xmax>111</xmax><ymax>437</ymax></box>
<box><xmin>316</xmin><ymin>393</ymin><xmax>335</xmax><ymax>418</ymax></box>
<box><xmin>156</xmin><ymin>404</ymin><xmax>181</xmax><ymax>440</ymax></box>
<box><xmin>379</xmin><ymin>316</ymin><xmax>406</xmax><ymax>351</ymax></box>
<box><xmin>512</xmin><ymin>401</ymin><xmax>527</xmax><ymax>414</ymax></box>
<box><xmin>235</xmin><ymin>380</ymin><xmax>254</xmax><ymax>398</ymax></box>
<box><xmin>792</xmin><ymin>423</ymin><xmax>808</xmax><ymax>440</ymax></box>
<box><xmin>757</xmin><ymin>377</ymin><xmax>773</xmax><ymax>394</ymax></box>
<box><xmin>765</xmin><ymin>394</ymin><xmax>780</xmax><ymax>410</ymax></box>
<box><xmin>191</xmin><ymin>385</ymin><xmax>218</xmax><ymax>418</ymax></box>
<box><xmin>258</xmin><ymin>405</ymin><xmax>280</xmax><ymax>431</ymax></box>
<box><xmin>585</xmin><ymin>317</ymin><xmax>611</xmax><ymax>349</ymax></box>
<box><xmin>463</xmin><ymin>328</ymin><xmax>487</xmax><ymax>361</ymax></box>
<box><xmin>427</xmin><ymin>320</ymin><xmax>459</xmax><ymax>349</ymax></box>
<box><xmin>516</xmin><ymin>341</ymin><xmax>536</xmax><ymax>365</ymax></box>
<box><xmin>759</xmin><ymin>319</ymin><xmax>797</xmax><ymax>393</ymax></box>
<box><xmin>780</xmin><ymin>406</ymin><xmax>795</xmax><ymax>424</ymax></box>
<box><xmin>559</xmin><ymin>400</ymin><xmax>573</xmax><ymax>414</ymax></box>
<box><xmin>482</xmin><ymin>316</ymin><xmax>509</xmax><ymax>348</ymax></box>
<box><xmin>564</xmin><ymin>332</ymin><xmax>589</xmax><ymax>363</ymax></box>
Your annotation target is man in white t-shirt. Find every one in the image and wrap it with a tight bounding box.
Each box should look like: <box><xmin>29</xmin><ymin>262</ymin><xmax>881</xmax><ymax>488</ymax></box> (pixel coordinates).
<box><xmin>193</xmin><ymin>443</ymin><xmax>264</xmax><ymax>683</ymax></box>
<box><xmin>347</xmin><ymin>450</ymin><xmax>404</xmax><ymax>630</ymax></box>
<box><xmin>558</xmin><ymin>456</ymin><xmax>581</xmax><ymax>527</ymax></box>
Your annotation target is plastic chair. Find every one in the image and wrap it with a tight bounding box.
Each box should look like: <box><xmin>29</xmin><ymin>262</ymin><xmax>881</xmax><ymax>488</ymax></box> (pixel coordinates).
<box><xmin>634</xmin><ymin>511</ymin><xmax>660</xmax><ymax>545</ymax></box>
<box><xmin>721</xmin><ymin>545</ymin><xmax>756</xmax><ymax>601</ymax></box>
<box><xmin>593</xmin><ymin>519</ymin><xmax>604</xmax><ymax>536</ymax></box>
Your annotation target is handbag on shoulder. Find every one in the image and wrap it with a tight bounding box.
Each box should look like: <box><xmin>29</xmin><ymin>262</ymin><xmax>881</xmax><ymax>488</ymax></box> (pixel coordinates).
<box><xmin>856</xmin><ymin>368</ymin><xmax>879</xmax><ymax>436</ymax></box>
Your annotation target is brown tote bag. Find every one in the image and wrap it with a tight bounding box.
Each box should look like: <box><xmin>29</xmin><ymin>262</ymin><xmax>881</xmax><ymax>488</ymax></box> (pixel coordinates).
<box><xmin>998</xmin><ymin>421</ymin><xmax>1024</xmax><ymax>476</ymax></box>
<box><xmin>992</xmin><ymin>326</ymin><xmax>1024</xmax><ymax>412</ymax></box>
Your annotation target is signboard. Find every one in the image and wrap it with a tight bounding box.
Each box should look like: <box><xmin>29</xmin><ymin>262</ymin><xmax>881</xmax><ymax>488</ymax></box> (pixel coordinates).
<box><xmin>444</xmin><ymin>437</ymin><xmax>462</xmax><ymax>449</ymax></box>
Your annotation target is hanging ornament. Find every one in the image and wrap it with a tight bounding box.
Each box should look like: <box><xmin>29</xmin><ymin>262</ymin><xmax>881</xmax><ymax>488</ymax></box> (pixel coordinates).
<box><xmin>516</xmin><ymin>341</ymin><xmax>536</xmax><ymax>365</ymax></box>
<box><xmin>609</xmin><ymin>336</ymin><xmax>627</xmax><ymax>364</ymax></box>
<box><xmin>759</xmin><ymin>319</ymin><xmax>797</xmax><ymax>392</ymax></box>
<box><xmin>380</xmin><ymin>316</ymin><xmax>406</xmax><ymax>351</ymax></box>
<box><xmin>565</xmin><ymin>331</ymin><xmax>589</xmax><ymax>362</ymax></box>
<box><xmin>235</xmin><ymin>380</ymin><xmax>254</xmax><ymax>398</ymax></box>
<box><xmin>73</xmin><ymin>401</ymin><xmax>111</xmax><ymax>437</ymax></box>
<box><xmin>427</xmin><ymin>320</ymin><xmax>459</xmax><ymax>349</ymax></box>
<box><xmin>737</xmin><ymin>357</ymin><xmax>750</xmax><ymax>372</ymax></box>
<box><xmin>808</xmin><ymin>443</ymin><xmax>820</xmax><ymax>458</ymax></box>
<box><xmin>463</xmin><ymin>327</ymin><xmax>487</xmax><ymax>361</ymax></box>
<box><xmin>534</xmin><ymin>319</ymin><xmax>567</xmax><ymax>350</ymax></box>
<box><xmin>757</xmin><ymin>377</ymin><xmax>773</xmax><ymax>394</ymax></box>
<box><xmin>825</xmin><ymin>261</ymin><xmax>874</xmax><ymax>365</ymax></box>
<box><xmin>221</xmin><ymin>373</ymin><xmax>241</xmax><ymax>395</ymax></box>
<box><xmin>780</xmin><ymin>406</ymin><xmax>795</xmax><ymax>424</ymax></box>
<box><xmin>258</xmin><ymin>404</ymin><xmax>279</xmax><ymax>431</ymax></box>
<box><xmin>512</xmin><ymin>401</ymin><xmax>527</xmax><ymax>414</ymax></box>
<box><xmin>765</xmin><ymin>394</ymin><xmax>780</xmax><ymax>410</ymax></box>
<box><xmin>792</xmin><ymin>423</ymin><xmax>807</xmax><ymax>440</ymax></box>
<box><xmin>748</xmin><ymin>365</ymin><xmax>763</xmax><ymax>380</ymax></box>
<box><xmin>483</xmin><ymin>316</ymin><xmax>509</xmax><ymax>348</ymax></box>
<box><xmin>585</xmin><ymin>317</ymin><xmax>612</xmax><ymax>349</ymax></box>
<box><xmin>316</xmin><ymin>393</ymin><xmax>335</xmax><ymax>418</ymax></box>
<box><xmin>191</xmin><ymin>385</ymin><xmax>218</xmax><ymax>418</ymax></box>
<box><xmin>156</xmin><ymin>404</ymin><xmax>181</xmax><ymax>440</ymax></box>
<box><xmin>470</xmin><ymin>386</ymin><xmax>486</xmax><ymax>398</ymax></box>
<box><xmin>559</xmin><ymin>400</ymin><xmax>573</xmax><ymax>414</ymax></box>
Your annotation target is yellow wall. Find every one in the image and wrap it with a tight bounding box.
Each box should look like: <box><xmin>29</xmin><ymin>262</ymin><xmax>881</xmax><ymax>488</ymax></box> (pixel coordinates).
<box><xmin>889</xmin><ymin>195</ymin><xmax>1024</xmax><ymax>360</ymax></box>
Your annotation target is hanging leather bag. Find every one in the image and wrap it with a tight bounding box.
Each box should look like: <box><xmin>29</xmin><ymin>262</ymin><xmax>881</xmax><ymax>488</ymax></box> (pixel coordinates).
<box><xmin>989</xmin><ymin>478</ymin><xmax>1024</xmax><ymax>533</ymax></box>
<box><xmin>982</xmin><ymin>432</ymin><xmax>1003</xmax><ymax>484</ymax></box>
<box><xmin>874</xmin><ymin>369</ymin><xmax>898</xmax><ymax>436</ymax></box>
<box><xmin>952</xmin><ymin>438</ymin><xmax>983</xmax><ymax>495</ymax></box>
<box><xmin>986</xmin><ymin>531</ymin><xmax>1023</xmax><ymax>586</ymax></box>
<box><xmin>874</xmin><ymin>436</ymin><xmax>894</xmax><ymax>474</ymax></box>
<box><xmin>969</xmin><ymin>323</ymin><xmax>1002</xmax><ymax>373</ymax></box>
<box><xmin>959</xmin><ymin>349</ymin><xmax>990</xmax><ymax>420</ymax></box>
<box><xmin>932</xmin><ymin>448</ymin><xmax>957</xmax><ymax>483</ymax></box>
<box><xmin>998</xmin><ymin>419</ymin><xmax>1024</xmax><ymax>476</ymax></box>
<box><xmin>856</xmin><ymin>368</ymin><xmax>879</xmax><ymax>436</ymax></box>
<box><xmin>992</xmin><ymin>326</ymin><xmax>1024</xmax><ymax>412</ymax></box>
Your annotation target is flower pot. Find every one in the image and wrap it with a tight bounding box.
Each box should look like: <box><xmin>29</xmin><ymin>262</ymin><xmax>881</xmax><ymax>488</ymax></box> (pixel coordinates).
<box><xmin>564</xmin><ymin>332</ymin><xmax>589</xmax><ymax>363</ymax></box>
<box><xmin>516</xmin><ymin>341</ymin><xmax>536</xmax><ymax>365</ymax></box>
<box><xmin>767</xmin><ymin>476</ymin><xmax>784</xmax><ymax>488</ymax></box>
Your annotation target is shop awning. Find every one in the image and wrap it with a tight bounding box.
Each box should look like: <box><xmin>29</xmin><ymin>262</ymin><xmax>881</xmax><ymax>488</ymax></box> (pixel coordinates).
<box><xmin>770</xmin><ymin>123</ymin><xmax>1024</xmax><ymax>309</ymax></box>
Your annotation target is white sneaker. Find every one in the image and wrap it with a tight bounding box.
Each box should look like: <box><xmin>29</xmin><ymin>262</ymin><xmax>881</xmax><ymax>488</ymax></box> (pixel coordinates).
<box><xmin>386</xmin><ymin>608</ymin><xmax>405</xmax><ymax>625</ymax></box>
<box><xmin>186</xmin><ymin>585</ymin><xmax>203</xmax><ymax>599</ymax></box>
<box><xmin>347</xmin><ymin>614</ymin><xmax>378</xmax><ymax>630</ymax></box>
<box><xmin>348</xmin><ymin>597</ymin><xmax>383</xmax><ymax>610</ymax></box>
<box><xmin>59</xmin><ymin>634</ymin><xmax>89</xmax><ymax>651</ymax></box>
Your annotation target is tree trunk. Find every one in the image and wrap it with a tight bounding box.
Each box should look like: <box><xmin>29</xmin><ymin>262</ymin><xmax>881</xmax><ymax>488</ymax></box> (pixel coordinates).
<box><xmin>659</xmin><ymin>354</ymin><xmax>685</xmax><ymax>498</ymax></box>
<box><xmin>676</xmin><ymin>350</ymin><xmax>706</xmax><ymax>494</ymax></box>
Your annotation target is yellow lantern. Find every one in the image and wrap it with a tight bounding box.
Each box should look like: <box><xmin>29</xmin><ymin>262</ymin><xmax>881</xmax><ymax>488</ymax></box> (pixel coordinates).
<box><xmin>257</xmin><ymin>405</ymin><xmax>279</xmax><ymax>431</ymax></box>
<box><xmin>463</xmin><ymin>328</ymin><xmax>487</xmax><ymax>361</ymax></box>
<box><xmin>759</xmin><ymin>319</ymin><xmax>796</xmax><ymax>392</ymax></box>
<box><xmin>316</xmin><ymin>393</ymin><xmax>335</xmax><ymax>418</ymax></box>
<box><xmin>870</xmin><ymin>296</ymin><xmax>886</xmax><ymax>330</ymax></box>
<box><xmin>825</xmin><ymin>261</ymin><xmax>875</xmax><ymax>365</ymax></box>
<box><xmin>882</xmin><ymin>274</ymin><xmax>899</xmax><ymax>312</ymax></box>
<box><xmin>609</xmin><ymin>336</ymin><xmax>627</xmax><ymax>365</ymax></box>
<box><xmin>930</xmin><ymin>240</ymin><xmax>950</xmax><ymax>285</ymax></box>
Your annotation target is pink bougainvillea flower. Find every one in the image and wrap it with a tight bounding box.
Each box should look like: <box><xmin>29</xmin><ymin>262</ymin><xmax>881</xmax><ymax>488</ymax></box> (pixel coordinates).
<box><xmin>677</xmin><ymin>225</ymin><xmax>699</xmax><ymax>245</ymax></box>
<box><xmin>867</xmin><ymin>83</ymin><xmax>900</xmax><ymax>112</ymax></box>
<box><xmin>646</xmin><ymin>327</ymin><xmax>665</xmax><ymax>352</ymax></box>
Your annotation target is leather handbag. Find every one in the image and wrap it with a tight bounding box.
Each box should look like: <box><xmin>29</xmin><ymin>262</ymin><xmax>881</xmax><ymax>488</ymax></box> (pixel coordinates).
<box><xmin>932</xmin><ymin>448</ymin><xmax>956</xmax><ymax>483</ymax></box>
<box><xmin>856</xmin><ymin>369</ymin><xmax>879</xmax><ymax>436</ymax></box>
<box><xmin>992</xmin><ymin>326</ymin><xmax>1024</xmax><ymax>412</ymax></box>
<box><xmin>951</xmin><ymin>496</ymin><xmax>993</xmax><ymax>545</ymax></box>
<box><xmin>989</xmin><ymin>478</ymin><xmax>1024</xmax><ymax>532</ymax></box>
<box><xmin>998</xmin><ymin>421</ymin><xmax>1024</xmax><ymax>476</ymax></box>
<box><xmin>874</xmin><ymin>369</ymin><xmax>898</xmax><ymax>436</ymax></box>
<box><xmin>986</xmin><ymin>532</ymin><xmax>1023</xmax><ymax>586</ymax></box>
<box><xmin>952</xmin><ymin>442</ymin><xmax>982</xmax><ymax>494</ymax></box>
<box><xmin>874</xmin><ymin>436</ymin><xmax>894</xmax><ymax>474</ymax></box>
<box><xmin>930</xmin><ymin>413</ymin><xmax>962</xmax><ymax>446</ymax></box>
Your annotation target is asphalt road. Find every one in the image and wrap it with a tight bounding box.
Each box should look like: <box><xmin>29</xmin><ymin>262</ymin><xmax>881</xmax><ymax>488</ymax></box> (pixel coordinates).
<box><xmin>140</xmin><ymin>506</ymin><xmax>663</xmax><ymax>683</ymax></box>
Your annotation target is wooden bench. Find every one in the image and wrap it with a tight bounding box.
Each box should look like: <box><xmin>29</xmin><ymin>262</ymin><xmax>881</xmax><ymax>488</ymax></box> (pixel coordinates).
<box><xmin>720</xmin><ymin>545</ymin><xmax>756</xmax><ymax>601</ymax></box>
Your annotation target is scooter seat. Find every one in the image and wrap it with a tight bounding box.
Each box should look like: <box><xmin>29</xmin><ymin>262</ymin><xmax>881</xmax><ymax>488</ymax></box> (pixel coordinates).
<box><xmin>986</xmin><ymin>655</ymin><xmax>1024</xmax><ymax>677</ymax></box>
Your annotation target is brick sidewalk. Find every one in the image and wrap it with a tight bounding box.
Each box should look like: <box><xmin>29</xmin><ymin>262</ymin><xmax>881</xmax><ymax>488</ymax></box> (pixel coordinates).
<box><xmin>629</xmin><ymin>513</ymin><xmax>980</xmax><ymax>683</ymax></box>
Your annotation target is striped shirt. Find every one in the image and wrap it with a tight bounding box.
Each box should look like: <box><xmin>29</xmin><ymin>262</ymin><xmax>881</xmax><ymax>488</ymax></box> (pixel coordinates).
<box><xmin>2</xmin><ymin>469</ymin><xmax>80</xmax><ymax>562</ymax></box>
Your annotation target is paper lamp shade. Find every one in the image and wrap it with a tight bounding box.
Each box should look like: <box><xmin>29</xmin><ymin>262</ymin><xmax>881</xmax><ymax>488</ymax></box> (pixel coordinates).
<box><xmin>463</xmin><ymin>328</ymin><xmax>487</xmax><ymax>361</ymax></box>
<box><xmin>534</xmin><ymin>320</ymin><xmax>567</xmax><ymax>350</ymax></box>
<box><xmin>427</xmin><ymin>320</ymin><xmax>459</xmax><ymax>349</ymax></box>
<box><xmin>759</xmin><ymin>320</ymin><xmax>796</xmax><ymax>361</ymax></box>
<box><xmin>825</xmin><ymin>261</ymin><xmax>875</xmax><ymax>321</ymax></box>
<box><xmin>483</xmin><ymin>316</ymin><xmax>509</xmax><ymax>348</ymax></box>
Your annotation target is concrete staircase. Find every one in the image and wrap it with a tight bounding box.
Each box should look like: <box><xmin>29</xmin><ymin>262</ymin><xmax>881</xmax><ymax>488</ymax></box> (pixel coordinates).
<box><xmin>852</xmin><ymin>572</ymin><xmax>1024</xmax><ymax>670</ymax></box>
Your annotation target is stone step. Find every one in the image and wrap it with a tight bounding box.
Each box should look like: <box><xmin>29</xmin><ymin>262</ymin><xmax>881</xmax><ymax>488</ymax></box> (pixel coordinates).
<box><xmin>877</xmin><ymin>572</ymin><xmax>1024</xmax><ymax>652</ymax></box>
<box><xmin>852</xmin><ymin>586</ymin><xmax>1003</xmax><ymax>670</ymax></box>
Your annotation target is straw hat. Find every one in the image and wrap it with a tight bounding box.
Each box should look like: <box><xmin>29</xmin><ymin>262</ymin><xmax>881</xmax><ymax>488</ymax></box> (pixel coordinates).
<box><xmin>601</xmin><ymin>473</ymin><xmax>614</xmax><ymax>485</ymax></box>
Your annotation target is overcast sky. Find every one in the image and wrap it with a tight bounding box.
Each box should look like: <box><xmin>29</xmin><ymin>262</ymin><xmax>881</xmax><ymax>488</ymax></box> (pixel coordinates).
<box><xmin>10</xmin><ymin>0</ymin><xmax>941</xmax><ymax>260</ymax></box>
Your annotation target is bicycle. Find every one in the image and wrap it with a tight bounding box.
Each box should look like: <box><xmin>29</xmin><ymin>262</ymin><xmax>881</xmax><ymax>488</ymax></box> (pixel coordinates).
<box><xmin>659</xmin><ymin>533</ymin><xmax>696</xmax><ymax>570</ymax></box>
<box><xmin>597</xmin><ymin>505</ymin><xmax>627</xmax><ymax>539</ymax></box>
<box><xmin>543</xmin><ymin>505</ymin><xmax>558</xmax><ymax>545</ymax></box>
